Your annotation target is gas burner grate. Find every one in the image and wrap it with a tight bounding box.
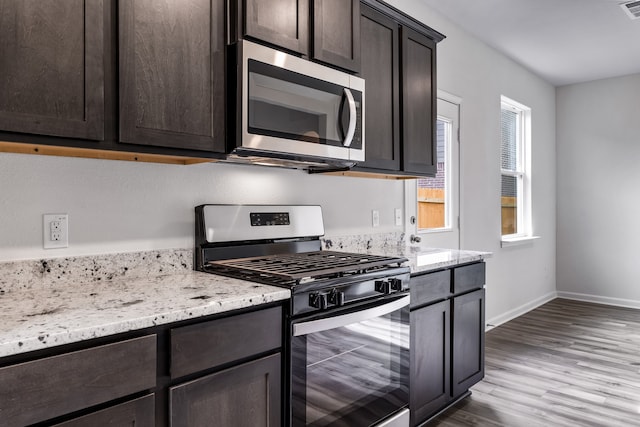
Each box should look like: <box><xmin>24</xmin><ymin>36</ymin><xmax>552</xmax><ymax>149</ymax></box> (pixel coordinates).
<box><xmin>205</xmin><ymin>250</ymin><xmax>406</xmax><ymax>284</ymax></box>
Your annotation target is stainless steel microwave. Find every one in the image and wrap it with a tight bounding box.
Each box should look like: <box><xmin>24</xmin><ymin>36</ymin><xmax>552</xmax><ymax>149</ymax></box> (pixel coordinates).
<box><xmin>228</xmin><ymin>40</ymin><xmax>365</xmax><ymax>169</ymax></box>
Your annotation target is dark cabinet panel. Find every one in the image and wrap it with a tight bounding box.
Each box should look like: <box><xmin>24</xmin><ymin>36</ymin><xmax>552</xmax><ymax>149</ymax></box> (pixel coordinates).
<box><xmin>359</xmin><ymin>4</ymin><xmax>400</xmax><ymax>170</ymax></box>
<box><xmin>410</xmin><ymin>300</ymin><xmax>450</xmax><ymax>426</ymax></box>
<box><xmin>119</xmin><ymin>0</ymin><xmax>225</xmax><ymax>152</ymax></box>
<box><xmin>454</xmin><ymin>262</ymin><xmax>486</xmax><ymax>294</ymax></box>
<box><xmin>0</xmin><ymin>335</ymin><xmax>156</xmax><ymax>427</ymax></box>
<box><xmin>243</xmin><ymin>0</ymin><xmax>309</xmax><ymax>55</ymax></box>
<box><xmin>452</xmin><ymin>288</ymin><xmax>486</xmax><ymax>397</ymax></box>
<box><xmin>52</xmin><ymin>394</ymin><xmax>155</xmax><ymax>427</ymax></box>
<box><xmin>170</xmin><ymin>353</ymin><xmax>282</xmax><ymax>427</ymax></box>
<box><xmin>0</xmin><ymin>0</ymin><xmax>104</xmax><ymax>140</ymax></box>
<box><xmin>312</xmin><ymin>0</ymin><xmax>360</xmax><ymax>72</ymax></box>
<box><xmin>401</xmin><ymin>26</ymin><xmax>437</xmax><ymax>176</ymax></box>
<box><xmin>170</xmin><ymin>305</ymin><xmax>282</xmax><ymax>378</ymax></box>
<box><xmin>410</xmin><ymin>269</ymin><xmax>451</xmax><ymax>308</ymax></box>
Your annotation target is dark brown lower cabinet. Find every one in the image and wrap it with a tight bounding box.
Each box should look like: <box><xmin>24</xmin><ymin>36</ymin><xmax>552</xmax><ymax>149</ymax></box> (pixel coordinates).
<box><xmin>410</xmin><ymin>263</ymin><xmax>485</xmax><ymax>426</ymax></box>
<box><xmin>0</xmin><ymin>335</ymin><xmax>157</xmax><ymax>427</ymax></box>
<box><xmin>452</xmin><ymin>288</ymin><xmax>486</xmax><ymax>397</ymax></box>
<box><xmin>170</xmin><ymin>353</ymin><xmax>281</xmax><ymax>427</ymax></box>
<box><xmin>52</xmin><ymin>394</ymin><xmax>155</xmax><ymax>427</ymax></box>
<box><xmin>0</xmin><ymin>303</ymin><xmax>284</xmax><ymax>427</ymax></box>
<box><xmin>410</xmin><ymin>300</ymin><xmax>450</xmax><ymax>425</ymax></box>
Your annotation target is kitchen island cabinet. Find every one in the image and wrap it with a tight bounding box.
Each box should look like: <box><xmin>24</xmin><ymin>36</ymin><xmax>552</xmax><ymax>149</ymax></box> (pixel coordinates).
<box><xmin>410</xmin><ymin>262</ymin><xmax>486</xmax><ymax>426</ymax></box>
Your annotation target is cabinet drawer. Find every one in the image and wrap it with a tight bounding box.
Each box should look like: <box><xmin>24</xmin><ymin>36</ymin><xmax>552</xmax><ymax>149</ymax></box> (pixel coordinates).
<box><xmin>170</xmin><ymin>306</ymin><xmax>282</xmax><ymax>378</ymax></box>
<box><xmin>170</xmin><ymin>353</ymin><xmax>281</xmax><ymax>427</ymax></box>
<box><xmin>453</xmin><ymin>262</ymin><xmax>486</xmax><ymax>294</ymax></box>
<box><xmin>52</xmin><ymin>394</ymin><xmax>155</xmax><ymax>427</ymax></box>
<box><xmin>410</xmin><ymin>269</ymin><xmax>451</xmax><ymax>308</ymax></box>
<box><xmin>0</xmin><ymin>335</ymin><xmax>156</xmax><ymax>427</ymax></box>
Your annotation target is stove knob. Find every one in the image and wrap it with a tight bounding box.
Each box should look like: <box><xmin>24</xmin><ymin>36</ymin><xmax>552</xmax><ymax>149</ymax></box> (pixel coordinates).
<box><xmin>390</xmin><ymin>278</ymin><xmax>403</xmax><ymax>292</ymax></box>
<box><xmin>328</xmin><ymin>289</ymin><xmax>345</xmax><ymax>307</ymax></box>
<box><xmin>375</xmin><ymin>280</ymin><xmax>391</xmax><ymax>294</ymax></box>
<box><xmin>309</xmin><ymin>293</ymin><xmax>328</xmax><ymax>310</ymax></box>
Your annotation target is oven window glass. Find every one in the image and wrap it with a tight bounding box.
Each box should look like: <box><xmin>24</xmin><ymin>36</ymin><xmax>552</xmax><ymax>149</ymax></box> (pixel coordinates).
<box><xmin>248</xmin><ymin>60</ymin><xmax>361</xmax><ymax>148</ymax></box>
<box><xmin>292</xmin><ymin>302</ymin><xmax>409</xmax><ymax>426</ymax></box>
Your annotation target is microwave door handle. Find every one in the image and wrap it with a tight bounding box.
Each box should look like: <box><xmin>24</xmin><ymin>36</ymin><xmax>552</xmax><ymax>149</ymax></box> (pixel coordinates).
<box><xmin>293</xmin><ymin>294</ymin><xmax>410</xmax><ymax>337</ymax></box>
<box><xmin>342</xmin><ymin>88</ymin><xmax>357</xmax><ymax>147</ymax></box>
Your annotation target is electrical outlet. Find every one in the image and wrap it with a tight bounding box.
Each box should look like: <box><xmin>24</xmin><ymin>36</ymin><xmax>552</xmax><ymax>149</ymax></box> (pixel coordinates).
<box><xmin>44</xmin><ymin>214</ymin><xmax>68</xmax><ymax>249</ymax></box>
<box><xmin>372</xmin><ymin>210</ymin><xmax>380</xmax><ymax>227</ymax></box>
<box><xmin>394</xmin><ymin>208</ymin><xmax>402</xmax><ymax>226</ymax></box>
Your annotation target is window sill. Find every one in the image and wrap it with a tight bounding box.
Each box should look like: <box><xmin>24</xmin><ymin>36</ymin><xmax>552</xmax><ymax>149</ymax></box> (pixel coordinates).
<box><xmin>501</xmin><ymin>235</ymin><xmax>540</xmax><ymax>248</ymax></box>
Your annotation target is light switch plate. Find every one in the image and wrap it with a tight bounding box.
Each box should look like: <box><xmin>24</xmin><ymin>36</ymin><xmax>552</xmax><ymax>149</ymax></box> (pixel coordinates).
<box><xmin>44</xmin><ymin>214</ymin><xmax>68</xmax><ymax>249</ymax></box>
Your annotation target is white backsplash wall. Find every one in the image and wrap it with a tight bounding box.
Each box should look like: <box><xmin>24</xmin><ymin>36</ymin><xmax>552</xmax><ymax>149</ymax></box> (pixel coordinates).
<box><xmin>0</xmin><ymin>153</ymin><xmax>404</xmax><ymax>261</ymax></box>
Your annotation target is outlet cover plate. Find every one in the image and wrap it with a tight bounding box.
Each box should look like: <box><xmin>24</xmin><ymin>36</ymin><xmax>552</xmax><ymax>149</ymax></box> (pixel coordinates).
<box><xmin>44</xmin><ymin>214</ymin><xmax>68</xmax><ymax>249</ymax></box>
<box><xmin>395</xmin><ymin>208</ymin><xmax>402</xmax><ymax>226</ymax></box>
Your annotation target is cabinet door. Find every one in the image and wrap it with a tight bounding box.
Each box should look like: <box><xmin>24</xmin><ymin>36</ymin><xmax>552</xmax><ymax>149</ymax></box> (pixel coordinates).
<box><xmin>119</xmin><ymin>0</ymin><xmax>225</xmax><ymax>152</ymax></box>
<box><xmin>0</xmin><ymin>0</ymin><xmax>104</xmax><ymax>140</ymax></box>
<box><xmin>243</xmin><ymin>0</ymin><xmax>309</xmax><ymax>55</ymax></box>
<box><xmin>52</xmin><ymin>394</ymin><xmax>155</xmax><ymax>427</ymax></box>
<box><xmin>358</xmin><ymin>4</ymin><xmax>400</xmax><ymax>171</ymax></box>
<box><xmin>170</xmin><ymin>353</ymin><xmax>281</xmax><ymax>427</ymax></box>
<box><xmin>312</xmin><ymin>0</ymin><xmax>360</xmax><ymax>72</ymax></box>
<box><xmin>452</xmin><ymin>288</ymin><xmax>485</xmax><ymax>397</ymax></box>
<box><xmin>410</xmin><ymin>300</ymin><xmax>450</xmax><ymax>426</ymax></box>
<box><xmin>401</xmin><ymin>26</ymin><xmax>437</xmax><ymax>176</ymax></box>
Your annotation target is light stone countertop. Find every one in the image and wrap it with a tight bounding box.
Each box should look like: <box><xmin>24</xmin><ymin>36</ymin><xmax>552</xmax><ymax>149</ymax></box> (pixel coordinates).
<box><xmin>0</xmin><ymin>241</ymin><xmax>489</xmax><ymax>360</ymax></box>
<box><xmin>0</xmin><ymin>270</ymin><xmax>289</xmax><ymax>358</ymax></box>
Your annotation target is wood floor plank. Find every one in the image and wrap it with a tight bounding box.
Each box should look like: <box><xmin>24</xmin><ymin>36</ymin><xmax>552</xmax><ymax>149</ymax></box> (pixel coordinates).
<box><xmin>429</xmin><ymin>298</ymin><xmax>640</xmax><ymax>426</ymax></box>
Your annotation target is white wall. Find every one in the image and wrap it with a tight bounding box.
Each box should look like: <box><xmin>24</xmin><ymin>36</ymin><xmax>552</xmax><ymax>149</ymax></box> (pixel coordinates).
<box><xmin>556</xmin><ymin>73</ymin><xmax>640</xmax><ymax>307</ymax></box>
<box><xmin>386</xmin><ymin>0</ymin><xmax>557</xmax><ymax>323</ymax></box>
<box><xmin>0</xmin><ymin>153</ymin><xmax>404</xmax><ymax>261</ymax></box>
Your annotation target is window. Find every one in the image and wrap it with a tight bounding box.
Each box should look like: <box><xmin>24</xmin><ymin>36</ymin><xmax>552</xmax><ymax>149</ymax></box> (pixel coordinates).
<box><xmin>417</xmin><ymin>117</ymin><xmax>450</xmax><ymax>231</ymax></box>
<box><xmin>500</xmin><ymin>96</ymin><xmax>532</xmax><ymax>239</ymax></box>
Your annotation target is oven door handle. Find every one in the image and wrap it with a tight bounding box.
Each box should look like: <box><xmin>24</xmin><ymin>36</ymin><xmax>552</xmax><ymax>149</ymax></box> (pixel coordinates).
<box><xmin>293</xmin><ymin>294</ymin><xmax>410</xmax><ymax>337</ymax></box>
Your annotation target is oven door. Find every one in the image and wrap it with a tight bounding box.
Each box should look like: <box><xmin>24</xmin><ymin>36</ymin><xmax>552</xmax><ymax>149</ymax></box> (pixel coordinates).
<box><xmin>291</xmin><ymin>294</ymin><xmax>409</xmax><ymax>427</ymax></box>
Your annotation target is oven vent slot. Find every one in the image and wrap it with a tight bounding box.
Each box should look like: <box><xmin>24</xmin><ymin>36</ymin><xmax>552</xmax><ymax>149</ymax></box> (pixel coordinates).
<box><xmin>621</xmin><ymin>0</ymin><xmax>640</xmax><ymax>20</ymax></box>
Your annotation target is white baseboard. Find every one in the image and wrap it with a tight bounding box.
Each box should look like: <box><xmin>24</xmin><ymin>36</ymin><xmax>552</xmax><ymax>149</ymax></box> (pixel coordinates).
<box><xmin>556</xmin><ymin>291</ymin><xmax>640</xmax><ymax>310</ymax></box>
<box><xmin>485</xmin><ymin>291</ymin><xmax>557</xmax><ymax>331</ymax></box>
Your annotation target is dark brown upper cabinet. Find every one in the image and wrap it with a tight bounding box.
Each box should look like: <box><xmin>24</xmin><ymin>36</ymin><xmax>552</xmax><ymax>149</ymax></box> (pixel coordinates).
<box><xmin>401</xmin><ymin>26</ymin><xmax>437</xmax><ymax>176</ymax></box>
<box><xmin>119</xmin><ymin>0</ymin><xmax>226</xmax><ymax>152</ymax></box>
<box><xmin>358</xmin><ymin>4</ymin><xmax>400</xmax><ymax>171</ymax></box>
<box><xmin>242</xmin><ymin>0</ymin><xmax>310</xmax><ymax>55</ymax></box>
<box><xmin>0</xmin><ymin>0</ymin><xmax>105</xmax><ymax>141</ymax></box>
<box><xmin>311</xmin><ymin>0</ymin><xmax>361</xmax><ymax>72</ymax></box>
<box><xmin>355</xmin><ymin>1</ymin><xmax>442</xmax><ymax>177</ymax></box>
<box><xmin>237</xmin><ymin>0</ymin><xmax>360</xmax><ymax>72</ymax></box>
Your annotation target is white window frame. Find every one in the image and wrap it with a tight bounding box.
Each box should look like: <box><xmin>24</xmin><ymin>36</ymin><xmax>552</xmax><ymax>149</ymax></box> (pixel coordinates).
<box><xmin>500</xmin><ymin>96</ymin><xmax>537</xmax><ymax>246</ymax></box>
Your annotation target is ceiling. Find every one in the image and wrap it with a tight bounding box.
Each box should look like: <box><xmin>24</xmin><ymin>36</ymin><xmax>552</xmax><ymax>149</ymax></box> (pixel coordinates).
<box><xmin>420</xmin><ymin>0</ymin><xmax>640</xmax><ymax>86</ymax></box>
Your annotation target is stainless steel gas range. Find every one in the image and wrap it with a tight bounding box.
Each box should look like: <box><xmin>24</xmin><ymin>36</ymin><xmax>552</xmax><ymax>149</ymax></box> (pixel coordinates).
<box><xmin>195</xmin><ymin>204</ymin><xmax>411</xmax><ymax>427</ymax></box>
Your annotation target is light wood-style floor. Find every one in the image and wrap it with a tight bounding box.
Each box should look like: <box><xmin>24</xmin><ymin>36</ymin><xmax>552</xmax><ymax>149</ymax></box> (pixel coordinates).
<box><xmin>431</xmin><ymin>298</ymin><xmax>640</xmax><ymax>426</ymax></box>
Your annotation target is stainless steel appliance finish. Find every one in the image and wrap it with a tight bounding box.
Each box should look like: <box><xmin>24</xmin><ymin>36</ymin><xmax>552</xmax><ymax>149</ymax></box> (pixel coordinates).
<box><xmin>228</xmin><ymin>40</ymin><xmax>365</xmax><ymax>169</ymax></box>
<box><xmin>194</xmin><ymin>204</ymin><xmax>410</xmax><ymax>427</ymax></box>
